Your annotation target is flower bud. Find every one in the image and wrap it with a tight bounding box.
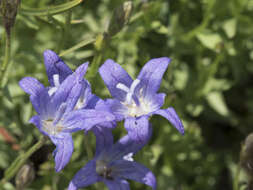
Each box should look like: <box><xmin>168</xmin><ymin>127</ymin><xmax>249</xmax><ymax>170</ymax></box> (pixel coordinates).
<box><xmin>0</xmin><ymin>0</ymin><xmax>20</xmax><ymax>36</ymax></box>
<box><xmin>15</xmin><ymin>163</ymin><xmax>35</xmax><ymax>190</ymax></box>
<box><xmin>241</xmin><ymin>133</ymin><xmax>253</xmax><ymax>179</ymax></box>
<box><xmin>107</xmin><ymin>1</ymin><xmax>133</xmax><ymax>37</ymax></box>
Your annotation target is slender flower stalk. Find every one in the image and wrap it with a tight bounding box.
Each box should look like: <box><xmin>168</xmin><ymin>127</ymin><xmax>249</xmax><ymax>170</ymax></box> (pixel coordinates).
<box><xmin>57</xmin><ymin>0</ymin><xmax>72</xmax><ymax>53</ymax></box>
<box><xmin>0</xmin><ymin>0</ymin><xmax>20</xmax><ymax>87</ymax></box>
<box><xmin>0</xmin><ymin>33</ymin><xmax>11</xmax><ymax>87</ymax></box>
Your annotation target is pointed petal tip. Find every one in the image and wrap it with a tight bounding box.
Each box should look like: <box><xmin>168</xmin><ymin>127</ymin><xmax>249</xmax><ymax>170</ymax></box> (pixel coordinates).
<box><xmin>68</xmin><ymin>181</ymin><xmax>77</xmax><ymax>190</ymax></box>
<box><xmin>19</xmin><ymin>77</ymin><xmax>34</xmax><ymax>89</ymax></box>
<box><xmin>154</xmin><ymin>108</ymin><xmax>185</xmax><ymax>136</ymax></box>
<box><xmin>144</xmin><ymin>171</ymin><xmax>157</xmax><ymax>190</ymax></box>
<box><xmin>43</xmin><ymin>49</ymin><xmax>60</xmax><ymax>63</ymax></box>
<box><xmin>75</xmin><ymin>62</ymin><xmax>89</xmax><ymax>77</ymax></box>
<box><xmin>104</xmin><ymin>58</ymin><xmax>116</xmax><ymax>65</ymax></box>
<box><xmin>18</xmin><ymin>77</ymin><xmax>28</xmax><ymax>91</ymax></box>
<box><xmin>150</xmin><ymin>57</ymin><xmax>171</xmax><ymax>67</ymax></box>
<box><xmin>98</xmin><ymin>59</ymin><xmax>115</xmax><ymax>73</ymax></box>
<box><xmin>19</xmin><ymin>77</ymin><xmax>44</xmax><ymax>96</ymax></box>
<box><xmin>180</xmin><ymin>130</ymin><xmax>185</xmax><ymax>136</ymax></box>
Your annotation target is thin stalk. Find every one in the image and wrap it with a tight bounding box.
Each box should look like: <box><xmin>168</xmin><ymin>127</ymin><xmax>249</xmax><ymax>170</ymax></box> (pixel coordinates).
<box><xmin>84</xmin><ymin>132</ymin><xmax>93</xmax><ymax>160</ymax></box>
<box><xmin>59</xmin><ymin>38</ymin><xmax>95</xmax><ymax>57</ymax></box>
<box><xmin>86</xmin><ymin>33</ymin><xmax>108</xmax><ymax>81</ymax></box>
<box><xmin>84</xmin><ymin>133</ymin><xmax>104</xmax><ymax>189</ymax></box>
<box><xmin>0</xmin><ymin>32</ymin><xmax>11</xmax><ymax>88</ymax></box>
<box><xmin>0</xmin><ymin>136</ymin><xmax>47</xmax><ymax>185</ymax></box>
<box><xmin>57</xmin><ymin>0</ymin><xmax>72</xmax><ymax>53</ymax></box>
<box><xmin>183</xmin><ymin>0</ymin><xmax>216</xmax><ymax>40</ymax></box>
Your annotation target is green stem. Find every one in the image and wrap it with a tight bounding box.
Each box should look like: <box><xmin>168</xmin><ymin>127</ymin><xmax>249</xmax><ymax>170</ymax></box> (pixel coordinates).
<box><xmin>84</xmin><ymin>133</ymin><xmax>104</xmax><ymax>190</ymax></box>
<box><xmin>59</xmin><ymin>38</ymin><xmax>95</xmax><ymax>57</ymax></box>
<box><xmin>0</xmin><ymin>136</ymin><xmax>47</xmax><ymax>185</ymax></box>
<box><xmin>84</xmin><ymin>132</ymin><xmax>93</xmax><ymax>160</ymax></box>
<box><xmin>86</xmin><ymin>33</ymin><xmax>108</xmax><ymax>81</ymax></box>
<box><xmin>57</xmin><ymin>0</ymin><xmax>72</xmax><ymax>53</ymax></box>
<box><xmin>183</xmin><ymin>0</ymin><xmax>216</xmax><ymax>40</ymax></box>
<box><xmin>0</xmin><ymin>32</ymin><xmax>11</xmax><ymax>88</ymax></box>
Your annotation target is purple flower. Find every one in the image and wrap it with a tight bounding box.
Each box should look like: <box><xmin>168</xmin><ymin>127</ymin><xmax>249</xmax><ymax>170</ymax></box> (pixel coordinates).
<box><xmin>19</xmin><ymin>53</ymin><xmax>115</xmax><ymax>172</ymax></box>
<box><xmin>99</xmin><ymin>58</ymin><xmax>184</xmax><ymax>143</ymax></box>
<box><xmin>43</xmin><ymin>50</ymin><xmax>95</xmax><ymax>109</ymax></box>
<box><xmin>68</xmin><ymin>126</ymin><xmax>156</xmax><ymax>190</ymax></box>
<box><xmin>42</xmin><ymin>50</ymin><xmax>117</xmax><ymax>128</ymax></box>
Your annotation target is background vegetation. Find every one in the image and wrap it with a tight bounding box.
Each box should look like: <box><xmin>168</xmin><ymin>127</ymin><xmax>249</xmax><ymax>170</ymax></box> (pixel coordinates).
<box><xmin>1</xmin><ymin>0</ymin><xmax>253</xmax><ymax>189</ymax></box>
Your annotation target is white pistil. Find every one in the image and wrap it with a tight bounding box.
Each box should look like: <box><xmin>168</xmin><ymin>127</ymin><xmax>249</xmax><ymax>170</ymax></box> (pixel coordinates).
<box><xmin>116</xmin><ymin>83</ymin><xmax>129</xmax><ymax>93</ymax></box>
<box><xmin>116</xmin><ymin>79</ymin><xmax>156</xmax><ymax>117</ymax></box>
<box><xmin>116</xmin><ymin>79</ymin><xmax>140</xmax><ymax>104</ymax></box>
<box><xmin>53</xmin><ymin>74</ymin><xmax>60</xmax><ymax>87</ymax></box>
<box><xmin>48</xmin><ymin>74</ymin><xmax>60</xmax><ymax>96</ymax></box>
<box><xmin>75</xmin><ymin>97</ymin><xmax>85</xmax><ymax>109</ymax></box>
<box><xmin>123</xmin><ymin>152</ymin><xmax>134</xmax><ymax>162</ymax></box>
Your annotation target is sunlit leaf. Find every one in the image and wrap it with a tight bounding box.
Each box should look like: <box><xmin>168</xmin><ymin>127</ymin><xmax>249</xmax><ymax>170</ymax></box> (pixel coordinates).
<box><xmin>206</xmin><ymin>91</ymin><xmax>229</xmax><ymax>117</ymax></box>
<box><xmin>20</xmin><ymin>0</ymin><xmax>83</xmax><ymax>16</ymax></box>
<box><xmin>222</xmin><ymin>18</ymin><xmax>237</xmax><ymax>38</ymax></box>
<box><xmin>196</xmin><ymin>32</ymin><xmax>222</xmax><ymax>51</ymax></box>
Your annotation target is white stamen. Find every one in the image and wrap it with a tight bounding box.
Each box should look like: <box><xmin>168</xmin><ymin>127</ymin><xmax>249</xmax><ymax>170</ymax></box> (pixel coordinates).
<box><xmin>116</xmin><ymin>79</ymin><xmax>141</xmax><ymax>104</ymax></box>
<box><xmin>75</xmin><ymin>97</ymin><xmax>85</xmax><ymax>109</ymax></box>
<box><xmin>116</xmin><ymin>83</ymin><xmax>130</xmax><ymax>93</ymax></box>
<box><xmin>48</xmin><ymin>87</ymin><xmax>58</xmax><ymax>96</ymax></box>
<box><xmin>123</xmin><ymin>152</ymin><xmax>134</xmax><ymax>162</ymax></box>
<box><xmin>53</xmin><ymin>74</ymin><xmax>60</xmax><ymax>87</ymax></box>
<box><xmin>130</xmin><ymin>79</ymin><xmax>140</xmax><ymax>92</ymax></box>
<box><xmin>125</xmin><ymin>93</ymin><xmax>132</xmax><ymax>104</ymax></box>
<box><xmin>48</xmin><ymin>74</ymin><xmax>60</xmax><ymax>96</ymax></box>
<box><xmin>116</xmin><ymin>79</ymin><xmax>157</xmax><ymax>117</ymax></box>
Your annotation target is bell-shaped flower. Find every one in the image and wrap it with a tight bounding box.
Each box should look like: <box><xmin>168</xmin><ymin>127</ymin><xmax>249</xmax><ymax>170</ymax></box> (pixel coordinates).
<box><xmin>42</xmin><ymin>49</ymin><xmax>116</xmax><ymax>128</ymax></box>
<box><xmin>43</xmin><ymin>49</ymin><xmax>95</xmax><ymax>109</ymax></box>
<box><xmin>19</xmin><ymin>63</ymin><xmax>115</xmax><ymax>172</ymax></box>
<box><xmin>99</xmin><ymin>58</ymin><xmax>184</xmax><ymax>143</ymax></box>
<box><xmin>68</xmin><ymin>126</ymin><xmax>156</xmax><ymax>190</ymax></box>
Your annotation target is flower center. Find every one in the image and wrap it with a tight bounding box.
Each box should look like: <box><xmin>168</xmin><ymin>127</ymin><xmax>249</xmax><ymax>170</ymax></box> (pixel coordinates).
<box><xmin>75</xmin><ymin>97</ymin><xmax>85</xmax><ymax>110</ymax></box>
<box><xmin>116</xmin><ymin>80</ymin><xmax>153</xmax><ymax>117</ymax></box>
<box><xmin>42</xmin><ymin>118</ymin><xmax>63</xmax><ymax>136</ymax></box>
<box><xmin>96</xmin><ymin>160</ymin><xmax>114</xmax><ymax>180</ymax></box>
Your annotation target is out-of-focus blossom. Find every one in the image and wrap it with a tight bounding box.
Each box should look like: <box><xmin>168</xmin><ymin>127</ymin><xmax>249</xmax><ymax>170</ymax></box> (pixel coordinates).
<box><xmin>68</xmin><ymin>126</ymin><xmax>156</xmax><ymax>190</ymax></box>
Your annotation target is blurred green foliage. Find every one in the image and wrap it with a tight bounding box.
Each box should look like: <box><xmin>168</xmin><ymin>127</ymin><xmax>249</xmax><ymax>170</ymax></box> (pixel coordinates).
<box><xmin>1</xmin><ymin>0</ymin><xmax>253</xmax><ymax>189</ymax></box>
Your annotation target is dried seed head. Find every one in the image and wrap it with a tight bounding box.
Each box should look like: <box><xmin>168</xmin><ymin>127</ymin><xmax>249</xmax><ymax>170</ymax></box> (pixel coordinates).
<box><xmin>0</xmin><ymin>0</ymin><xmax>20</xmax><ymax>36</ymax></box>
<box><xmin>15</xmin><ymin>162</ymin><xmax>35</xmax><ymax>190</ymax></box>
<box><xmin>241</xmin><ymin>133</ymin><xmax>253</xmax><ymax>177</ymax></box>
<box><xmin>107</xmin><ymin>1</ymin><xmax>133</xmax><ymax>37</ymax></box>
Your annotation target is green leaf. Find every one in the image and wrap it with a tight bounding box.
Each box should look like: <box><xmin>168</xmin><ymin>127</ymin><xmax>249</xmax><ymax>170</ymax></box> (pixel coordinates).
<box><xmin>20</xmin><ymin>0</ymin><xmax>83</xmax><ymax>16</ymax></box>
<box><xmin>222</xmin><ymin>18</ymin><xmax>237</xmax><ymax>38</ymax></box>
<box><xmin>206</xmin><ymin>91</ymin><xmax>229</xmax><ymax>117</ymax></box>
<box><xmin>2</xmin><ymin>85</ymin><xmax>12</xmax><ymax>103</ymax></box>
<box><xmin>59</xmin><ymin>37</ymin><xmax>95</xmax><ymax>57</ymax></box>
<box><xmin>196</xmin><ymin>32</ymin><xmax>222</xmax><ymax>51</ymax></box>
